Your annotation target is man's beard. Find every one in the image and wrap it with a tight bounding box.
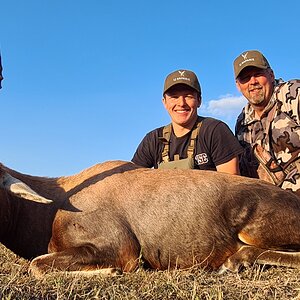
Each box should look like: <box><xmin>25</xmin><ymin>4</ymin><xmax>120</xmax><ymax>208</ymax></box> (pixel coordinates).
<box><xmin>248</xmin><ymin>85</ymin><xmax>265</xmax><ymax>105</ymax></box>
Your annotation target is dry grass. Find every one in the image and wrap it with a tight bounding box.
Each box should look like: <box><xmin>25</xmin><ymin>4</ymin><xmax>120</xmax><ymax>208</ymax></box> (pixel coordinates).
<box><xmin>1</xmin><ymin>244</ymin><xmax>300</xmax><ymax>299</ymax></box>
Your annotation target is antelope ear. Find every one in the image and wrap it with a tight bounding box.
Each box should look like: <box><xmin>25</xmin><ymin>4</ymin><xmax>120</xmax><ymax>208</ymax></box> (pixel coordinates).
<box><xmin>0</xmin><ymin>172</ymin><xmax>53</xmax><ymax>204</ymax></box>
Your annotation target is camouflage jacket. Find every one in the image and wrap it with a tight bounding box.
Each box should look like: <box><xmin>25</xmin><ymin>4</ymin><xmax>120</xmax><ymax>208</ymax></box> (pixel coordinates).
<box><xmin>235</xmin><ymin>79</ymin><xmax>300</xmax><ymax>193</ymax></box>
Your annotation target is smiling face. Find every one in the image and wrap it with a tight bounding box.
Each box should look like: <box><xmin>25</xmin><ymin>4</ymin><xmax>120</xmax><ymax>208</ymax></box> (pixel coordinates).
<box><xmin>236</xmin><ymin>66</ymin><xmax>275</xmax><ymax>110</ymax></box>
<box><xmin>163</xmin><ymin>84</ymin><xmax>201</xmax><ymax>135</ymax></box>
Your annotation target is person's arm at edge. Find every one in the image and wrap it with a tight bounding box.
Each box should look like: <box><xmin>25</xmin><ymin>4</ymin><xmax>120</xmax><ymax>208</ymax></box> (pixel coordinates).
<box><xmin>216</xmin><ymin>157</ymin><xmax>240</xmax><ymax>175</ymax></box>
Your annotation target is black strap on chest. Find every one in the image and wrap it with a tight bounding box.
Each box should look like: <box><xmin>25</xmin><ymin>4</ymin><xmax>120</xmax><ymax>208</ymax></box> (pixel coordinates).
<box><xmin>159</xmin><ymin>118</ymin><xmax>203</xmax><ymax>163</ymax></box>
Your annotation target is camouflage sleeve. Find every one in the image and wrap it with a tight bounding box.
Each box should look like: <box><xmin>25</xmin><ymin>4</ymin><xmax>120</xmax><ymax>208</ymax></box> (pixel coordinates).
<box><xmin>276</xmin><ymin>80</ymin><xmax>300</xmax><ymax>123</ymax></box>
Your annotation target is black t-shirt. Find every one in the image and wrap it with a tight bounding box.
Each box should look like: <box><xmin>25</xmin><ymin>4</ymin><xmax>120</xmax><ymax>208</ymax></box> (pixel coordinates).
<box><xmin>132</xmin><ymin>117</ymin><xmax>243</xmax><ymax>170</ymax></box>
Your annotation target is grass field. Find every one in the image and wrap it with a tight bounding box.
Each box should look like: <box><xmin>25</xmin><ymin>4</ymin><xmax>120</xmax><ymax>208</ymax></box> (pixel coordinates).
<box><xmin>1</xmin><ymin>244</ymin><xmax>300</xmax><ymax>299</ymax></box>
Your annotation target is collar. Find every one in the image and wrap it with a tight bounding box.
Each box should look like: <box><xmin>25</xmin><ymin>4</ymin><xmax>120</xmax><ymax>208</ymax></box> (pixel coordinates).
<box><xmin>242</xmin><ymin>94</ymin><xmax>277</xmax><ymax>126</ymax></box>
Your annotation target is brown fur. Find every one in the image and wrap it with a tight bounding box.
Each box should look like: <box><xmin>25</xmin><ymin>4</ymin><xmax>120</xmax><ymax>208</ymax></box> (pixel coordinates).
<box><xmin>1</xmin><ymin>160</ymin><xmax>300</xmax><ymax>277</ymax></box>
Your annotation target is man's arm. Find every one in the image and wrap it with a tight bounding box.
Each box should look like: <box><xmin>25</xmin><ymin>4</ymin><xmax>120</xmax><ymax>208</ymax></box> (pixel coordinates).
<box><xmin>131</xmin><ymin>131</ymin><xmax>158</xmax><ymax>168</ymax></box>
<box><xmin>216</xmin><ymin>157</ymin><xmax>240</xmax><ymax>175</ymax></box>
<box><xmin>206</xmin><ymin>120</ymin><xmax>243</xmax><ymax>175</ymax></box>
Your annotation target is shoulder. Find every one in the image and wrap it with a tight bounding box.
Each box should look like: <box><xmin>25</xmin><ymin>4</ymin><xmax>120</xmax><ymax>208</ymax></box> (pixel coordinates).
<box><xmin>197</xmin><ymin>118</ymin><xmax>243</xmax><ymax>165</ymax></box>
<box><xmin>201</xmin><ymin>117</ymin><xmax>232</xmax><ymax>132</ymax></box>
<box><xmin>274</xmin><ymin>80</ymin><xmax>300</xmax><ymax>122</ymax></box>
<box><xmin>133</xmin><ymin>126</ymin><xmax>165</xmax><ymax>153</ymax></box>
<box><xmin>199</xmin><ymin>117</ymin><xmax>237</xmax><ymax>145</ymax></box>
<box><xmin>275</xmin><ymin>79</ymin><xmax>300</xmax><ymax>101</ymax></box>
<box><xmin>132</xmin><ymin>126</ymin><xmax>166</xmax><ymax>168</ymax></box>
<box><xmin>278</xmin><ymin>79</ymin><xmax>300</xmax><ymax>87</ymax></box>
<box><xmin>201</xmin><ymin>116</ymin><xmax>222</xmax><ymax>127</ymax></box>
<box><xmin>143</xmin><ymin>126</ymin><xmax>165</xmax><ymax>140</ymax></box>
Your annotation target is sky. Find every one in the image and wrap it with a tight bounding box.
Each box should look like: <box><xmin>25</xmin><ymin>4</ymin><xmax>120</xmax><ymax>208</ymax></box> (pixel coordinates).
<box><xmin>1</xmin><ymin>0</ymin><xmax>300</xmax><ymax>177</ymax></box>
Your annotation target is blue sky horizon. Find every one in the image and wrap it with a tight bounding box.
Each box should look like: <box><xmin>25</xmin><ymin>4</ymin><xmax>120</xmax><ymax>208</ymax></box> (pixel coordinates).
<box><xmin>1</xmin><ymin>1</ymin><xmax>299</xmax><ymax>176</ymax></box>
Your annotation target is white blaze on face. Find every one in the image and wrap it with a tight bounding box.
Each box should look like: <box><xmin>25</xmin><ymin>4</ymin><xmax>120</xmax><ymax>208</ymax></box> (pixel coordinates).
<box><xmin>0</xmin><ymin>172</ymin><xmax>53</xmax><ymax>204</ymax></box>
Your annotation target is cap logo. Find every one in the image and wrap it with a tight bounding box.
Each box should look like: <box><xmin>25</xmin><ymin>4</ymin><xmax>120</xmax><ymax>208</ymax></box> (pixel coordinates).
<box><xmin>172</xmin><ymin>70</ymin><xmax>191</xmax><ymax>83</ymax></box>
<box><xmin>241</xmin><ymin>52</ymin><xmax>248</xmax><ymax>60</ymax></box>
<box><xmin>239</xmin><ymin>51</ymin><xmax>255</xmax><ymax>67</ymax></box>
<box><xmin>178</xmin><ymin>70</ymin><xmax>185</xmax><ymax>76</ymax></box>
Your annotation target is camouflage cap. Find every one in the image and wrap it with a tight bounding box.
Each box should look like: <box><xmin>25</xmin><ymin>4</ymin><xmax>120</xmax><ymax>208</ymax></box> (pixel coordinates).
<box><xmin>233</xmin><ymin>50</ymin><xmax>271</xmax><ymax>79</ymax></box>
<box><xmin>163</xmin><ymin>69</ymin><xmax>201</xmax><ymax>95</ymax></box>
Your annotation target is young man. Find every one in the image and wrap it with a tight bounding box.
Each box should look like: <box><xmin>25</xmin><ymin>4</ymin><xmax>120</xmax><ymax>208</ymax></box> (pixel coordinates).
<box><xmin>234</xmin><ymin>50</ymin><xmax>300</xmax><ymax>193</ymax></box>
<box><xmin>132</xmin><ymin>69</ymin><xmax>243</xmax><ymax>174</ymax></box>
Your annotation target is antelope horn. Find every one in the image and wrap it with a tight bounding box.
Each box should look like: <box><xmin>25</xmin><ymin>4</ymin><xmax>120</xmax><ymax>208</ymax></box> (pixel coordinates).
<box><xmin>0</xmin><ymin>172</ymin><xmax>53</xmax><ymax>204</ymax></box>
